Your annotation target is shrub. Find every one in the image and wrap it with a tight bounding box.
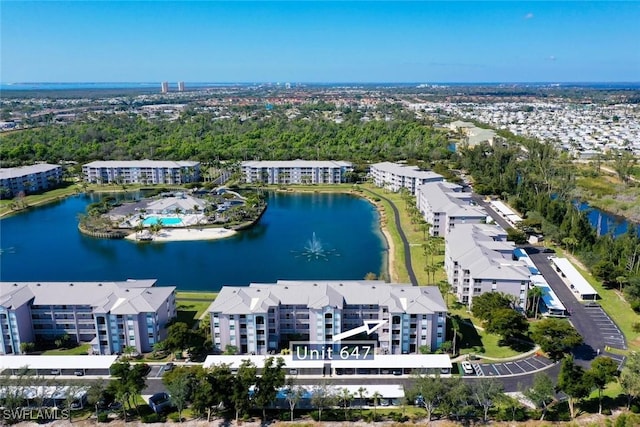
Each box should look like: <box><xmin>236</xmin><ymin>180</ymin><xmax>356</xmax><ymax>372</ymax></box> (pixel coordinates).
<box><xmin>362</xmin><ymin>412</ymin><xmax>382</xmax><ymax>423</ymax></box>
<box><xmin>168</xmin><ymin>413</ymin><xmax>182</xmax><ymax>422</ymax></box>
<box><xmin>388</xmin><ymin>411</ymin><xmax>408</xmax><ymax>422</ymax></box>
<box><xmin>141</xmin><ymin>413</ymin><xmax>163</xmax><ymax>423</ymax></box>
<box><xmin>97</xmin><ymin>412</ymin><xmax>109</xmax><ymax>423</ymax></box>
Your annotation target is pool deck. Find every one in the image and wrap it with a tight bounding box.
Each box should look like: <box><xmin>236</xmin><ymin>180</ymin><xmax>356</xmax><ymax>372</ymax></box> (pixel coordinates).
<box><xmin>124</xmin><ymin>227</ymin><xmax>237</xmax><ymax>242</ymax></box>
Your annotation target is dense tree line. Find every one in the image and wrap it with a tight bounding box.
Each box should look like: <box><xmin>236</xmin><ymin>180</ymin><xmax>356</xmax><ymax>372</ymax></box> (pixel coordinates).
<box><xmin>0</xmin><ymin>109</ymin><xmax>451</xmax><ymax>166</ymax></box>
<box><xmin>458</xmin><ymin>139</ymin><xmax>640</xmax><ymax>311</ymax></box>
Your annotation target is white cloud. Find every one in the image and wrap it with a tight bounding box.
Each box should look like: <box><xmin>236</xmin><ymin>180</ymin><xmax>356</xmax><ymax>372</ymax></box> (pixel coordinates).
<box><xmin>547</xmin><ymin>55</ymin><xmax>557</xmax><ymax>61</ymax></box>
<box><xmin>524</xmin><ymin>12</ymin><xmax>534</xmax><ymax>20</ymax></box>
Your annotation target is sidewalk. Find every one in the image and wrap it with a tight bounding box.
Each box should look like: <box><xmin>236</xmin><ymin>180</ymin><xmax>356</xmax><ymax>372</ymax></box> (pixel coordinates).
<box><xmin>451</xmin><ymin>345</ymin><xmax>542</xmax><ymax>363</ymax></box>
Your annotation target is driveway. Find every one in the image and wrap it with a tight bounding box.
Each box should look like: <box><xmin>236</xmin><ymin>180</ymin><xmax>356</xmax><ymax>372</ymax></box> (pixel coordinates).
<box><xmin>471</xmin><ymin>194</ymin><xmax>513</xmax><ymax>230</ymax></box>
<box><xmin>526</xmin><ymin>247</ymin><xmax>623</xmax><ymax>366</ymax></box>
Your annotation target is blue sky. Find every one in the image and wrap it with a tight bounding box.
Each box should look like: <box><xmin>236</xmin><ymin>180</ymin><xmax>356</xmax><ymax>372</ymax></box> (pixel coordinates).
<box><xmin>2</xmin><ymin>1</ymin><xmax>639</xmax><ymax>83</ymax></box>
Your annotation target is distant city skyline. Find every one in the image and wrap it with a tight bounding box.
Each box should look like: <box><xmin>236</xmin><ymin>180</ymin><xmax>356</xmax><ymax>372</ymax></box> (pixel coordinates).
<box><xmin>2</xmin><ymin>1</ymin><xmax>639</xmax><ymax>83</ymax></box>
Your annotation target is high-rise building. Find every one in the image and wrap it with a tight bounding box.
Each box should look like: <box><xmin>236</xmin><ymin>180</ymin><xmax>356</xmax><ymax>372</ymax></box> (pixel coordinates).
<box><xmin>177</xmin><ymin>81</ymin><xmax>185</xmax><ymax>92</ymax></box>
<box><xmin>161</xmin><ymin>81</ymin><xmax>169</xmax><ymax>93</ymax></box>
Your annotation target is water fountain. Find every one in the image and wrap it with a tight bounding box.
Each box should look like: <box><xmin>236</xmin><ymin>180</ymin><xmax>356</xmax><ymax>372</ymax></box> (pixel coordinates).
<box><xmin>294</xmin><ymin>232</ymin><xmax>338</xmax><ymax>261</ymax></box>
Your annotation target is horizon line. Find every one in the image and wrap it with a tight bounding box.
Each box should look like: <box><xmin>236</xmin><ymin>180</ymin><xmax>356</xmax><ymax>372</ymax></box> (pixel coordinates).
<box><xmin>3</xmin><ymin>81</ymin><xmax>640</xmax><ymax>85</ymax></box>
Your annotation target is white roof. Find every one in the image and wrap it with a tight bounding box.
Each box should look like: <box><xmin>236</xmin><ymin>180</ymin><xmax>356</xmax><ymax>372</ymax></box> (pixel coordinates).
<box><xmin>332</xmin><ymin>354</ymin><xmax>451</xmax><ymax>369</ymax></box>
<box><xmin>242</xmin><ymin>160</ymin><xmax>352</xmax><ymax>168</ymax></box>
<box><xmin>83</xmin><ymin>160</ymin><xmax>199</xmax><ymax>168</ymax></box>
<box><xmin>371</xmin><ymin>162</ymin><xmax>443</xmax><ymax>181</ymax></box>
<box><xmin>0</xmin><ymin>164</ymin><xmax>61</xmax><ymax>179</ymax></box>
<box><xmin>550</xmin><ymin>257</ymin><xmax>598</xmax><ymax>297</ymax></box>
<box><xmin>203</xmin><ymin>354</ymin><xmax>451</xmax><ymax>370</ymax></box>
<box><xmin>490</xmin><ymin>200</ymin><xmax>522</xmax><ymax>222</ymax></box>
<box><xmin>0</xmin><ymin>355</ymin><xmax>118</xmax><ymax>370</ymax></box>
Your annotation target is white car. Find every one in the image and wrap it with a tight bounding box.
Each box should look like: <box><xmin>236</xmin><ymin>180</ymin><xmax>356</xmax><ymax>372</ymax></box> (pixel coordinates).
<box><xmin>461</xmin><ymin>361</ymin><xmax>474</xmax><ymax>375</ymax></box>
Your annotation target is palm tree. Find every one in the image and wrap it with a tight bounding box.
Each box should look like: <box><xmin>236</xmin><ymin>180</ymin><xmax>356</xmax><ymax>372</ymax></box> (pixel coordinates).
<box><xmin>528</xmin><ymin>286</ymin><xmax>544</xmax><ymax>319</ymax></box>
<box><xmin>134</xmin><ymin>222</ymin><xmax>144</xmax><ymax>239</ymax></box>
<box><xmin>562</xmin><ymin>237</ymin><xmax>579</xmax><ymax>255</ymax></box>
<box><xmin>424</xmin><ymin>264</ymin><xmax>440</xmax><ymax>286</ymax></box>
<box><xmin>449</xmin><ymin>315</ymin><xmax>461</xmax><ymax>356</ymax></box>
<box><xmin>356</xmin><ymin>387</ymin><xmax>368</xmax><ymax>419</ymax></box>
<box><xmin>371</xmin><ymin>391</ymin><xmax>382</xmax><ymax>420</ymax></box>
<box><xmin>193</xmin><ymin>205</ymin><xmax>202</xmax><ymax>225</ymax></box>
<box><xmin>616</xmin><ymin>275</ymin><xmax>629</xmax><ymax>293</ymax></box>
<box><xmin>339</xmin><ymin>388</ymin><xmax>353</xmax><ymax>421</ymax></box>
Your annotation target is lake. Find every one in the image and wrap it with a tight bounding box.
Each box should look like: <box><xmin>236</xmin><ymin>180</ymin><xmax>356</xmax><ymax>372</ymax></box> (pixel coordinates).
<box><xmin>0</xmin><ymin>192</ymin><xmax>387</xmax><ymax>291</ymax></box>
<box><xmin>576</xmin><ymin>200</ymin><xmax>640</xmax><ymax>238</ymax></box>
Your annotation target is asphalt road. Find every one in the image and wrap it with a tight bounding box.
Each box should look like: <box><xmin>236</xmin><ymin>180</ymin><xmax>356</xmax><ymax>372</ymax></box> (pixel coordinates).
<box><xmin>471</xmin><ymin>194</ymin><xmax>513</xmax><ymax>230</ymax></box>
<box><xmin>526</xmin><ymin>247</ymin><xmax>614</xmax><ymax>366</ymax></box>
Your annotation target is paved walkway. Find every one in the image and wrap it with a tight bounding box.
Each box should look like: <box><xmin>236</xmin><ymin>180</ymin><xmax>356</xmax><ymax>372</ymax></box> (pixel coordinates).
<box><xmin>365</xmin><ymin>189</ymin><xmax>418</xmax><ymax>286</ymax></box>
<box><xmin>451</xmin><ymin>345</ymin><xmax>541</xmax><ymax>363</ymax></box>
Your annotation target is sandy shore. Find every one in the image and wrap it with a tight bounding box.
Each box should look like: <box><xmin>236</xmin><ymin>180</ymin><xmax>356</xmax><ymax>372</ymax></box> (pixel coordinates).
<box><xmin>124</xmin><ymin>227</ymin><xmax>237</xmax><ymax>242</ymax></box>
<box><xmin>381</xmin><ymin>225</ymin><xmax>398</xmax><ymax>282</ymax></box>
<box><xmin>372</xmin><ymin>201</ymin><xmax>397</xmax><ymax>282</ymax></box>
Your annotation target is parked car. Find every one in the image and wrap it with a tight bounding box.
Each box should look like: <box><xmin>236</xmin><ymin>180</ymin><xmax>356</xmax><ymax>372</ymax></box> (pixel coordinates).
<box><xmin>163</xmin><ymin>362</ymin><xmax>174</xmax><ymax>372</ymax></box>
<box><xmin>461</xmin><ymin>361</ymin><xmax>474</xmax><ymax>375</ymax></box>
<box><xmin>74</xmin><ymin>370</ymin><xmax>84</xmax><ymax>376</ymax></box>
<box><xmin>148</xmin><ymin>392</ymin><xmax>172</xmax><ymax>414</ymax></box>
<box><xmin>50</xmin><ymin>369</ymin><xmax>60</xmax><ymax>375</ymax></box>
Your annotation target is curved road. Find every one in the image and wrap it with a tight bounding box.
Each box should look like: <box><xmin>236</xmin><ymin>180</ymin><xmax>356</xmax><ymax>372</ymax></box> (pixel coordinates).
<box><xmin>367</xmin><ymin>189</ymin><xmax>418</xmax><ymax>286</ymax></box>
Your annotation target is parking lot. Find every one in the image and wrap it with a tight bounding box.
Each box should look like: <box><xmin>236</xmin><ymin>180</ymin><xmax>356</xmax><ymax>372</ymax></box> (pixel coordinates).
<box><xmin>583</xmin><ymin>303</ymin><xmax>627</xmax><ymax>350</ymax></box>
<box><xmin>460</xmin><ymin>354</ymin><xmax>555</xmax><ymax>377</ymax></box>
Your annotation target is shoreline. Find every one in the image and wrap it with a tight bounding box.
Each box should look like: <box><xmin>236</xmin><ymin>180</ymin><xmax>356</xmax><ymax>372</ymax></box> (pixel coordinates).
<box><xmin>380</xmin><ymin>219</ymin><xmax>398</xmax><ymax>282</ymax></box>
<box><xmin>124</xmin><ymin>227</ymin><xmax>237</xmax><ymax>242</ymax></box>
<box><xmin>1</xmin><ymin>183</ymin><xmax>398</xmax><ymax>281</ymax></box>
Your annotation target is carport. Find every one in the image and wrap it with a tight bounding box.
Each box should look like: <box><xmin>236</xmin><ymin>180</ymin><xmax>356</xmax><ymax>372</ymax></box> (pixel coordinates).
<box><xmin>549</xmin><ymin>257</ymin><xmax>599</xmax><ymax>301</ymax></box>
<box><xmin>0</xmin><ymin>355</ymin><xmax>118</xmax><ymax>376</ymax></box>
<box><xmin>203</xmin><ymin>354</ymin><xmax>452</xmax><ymax>376</ymax></box>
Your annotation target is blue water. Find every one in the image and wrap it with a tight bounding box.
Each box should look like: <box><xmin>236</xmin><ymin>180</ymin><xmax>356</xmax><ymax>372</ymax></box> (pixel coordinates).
<box><xmin>0</xmin><ymin>192</ymin><xmax>386</xmax><ymax>291</ymax></box>
<box><xmin>576</xmin><ymin>201</ymin><xmax>640</xmax><ymax>237</ymax></box>
<box><xmin>142</xmin><ymin>217</ymin><xmax>183</xmax><ymax>226</ymax></box>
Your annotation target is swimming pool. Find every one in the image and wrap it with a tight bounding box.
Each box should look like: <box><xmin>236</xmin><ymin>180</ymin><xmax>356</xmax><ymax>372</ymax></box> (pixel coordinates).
<box><xmin>142</xmin><ymin>216</ymin><xmax>183</xmax><ymax>226</ymax></box>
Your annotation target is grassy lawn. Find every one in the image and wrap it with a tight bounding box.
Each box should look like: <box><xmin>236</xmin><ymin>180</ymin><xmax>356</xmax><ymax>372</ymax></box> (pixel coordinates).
<box><xmin>0</xmin><ymin>183</ymin><xmax>81</xmax><ymax>217</ymax></box>
<box><xmin>360</xmin><ymin>184</ymin><xmax>446</xmax><ymax>286</ymax></box>
<box><xmin>175</xmin><ymin>292</ymin><xmax>217</xmax><ymax>326</ymax></box>
<box><xmin>553</xmin><ymin>247</ymin><xmax>640</xmax><ymax>352</ymax></box>
<box><xmin>176</xmin><ymin>291</ymin><xmax>218</xmax><ymax>301</ymax></box>
<box><xmin>448</xmin><ymin>305</ymin><xmax>523</xmax><ymax>359</ymax></box>
<box><xmin>361</xmin><ymin>186</ymin><xmax>408</xmax><ymax>282</ymax></box>
<box><xmin>41</xmin><ymin>343</ymin><xmax>91</xmax><ymax>355</ymax></box>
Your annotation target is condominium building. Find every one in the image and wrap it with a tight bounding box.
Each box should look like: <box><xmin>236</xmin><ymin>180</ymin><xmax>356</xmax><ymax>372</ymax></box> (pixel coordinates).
<box><xmin>370</xmin><ymin>162</ymin><xmax>443</xmax><ymax>194</ymax></box>
<box><xmin>82</xmin><ymin>160</ymin><xmax>200</xmax><ymax>185</ymax></box>
<box><xmin>444</xmin><ymin>224</ymin><xmax>530</xmax><ymax>309</ymax></box>
<box><xmin>416</xmin><ymin>182</ymin><xmax>489</xmax><ymax>237</ymax></box>
<box><xmin>177</xmin><ymin>81</ymin><xmax>185</xmax><ymax>92</ymax></box>
<box><xmin>208</xmin><ymin>280</ymin><xmax>447</xmax><ymax>355</ymax></box>
<box><xmin>241</xmin><ymin>160</ymin><xmax>353</xmax><ymax>185</ymax></box>
<box><xmin>161</xmin><ymin>81</ymin><xmax>169</xmax><ymax>93</ymax></box>
<box><xmin>0</xmin><ymin>280</ymin><xmax>176</xmax><ymax>355</ymax></box>
<box><xmin>0</xmin><ymin>164</ymin><xmax>63</xmax><ymax>198</ymax></box>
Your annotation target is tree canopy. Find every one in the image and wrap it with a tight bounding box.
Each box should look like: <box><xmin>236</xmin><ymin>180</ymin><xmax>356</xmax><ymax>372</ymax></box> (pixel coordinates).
<box><xmin>530</xmin><ymin>318</ymin><xmax>583</xmax><ymax>361</ymax></box>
